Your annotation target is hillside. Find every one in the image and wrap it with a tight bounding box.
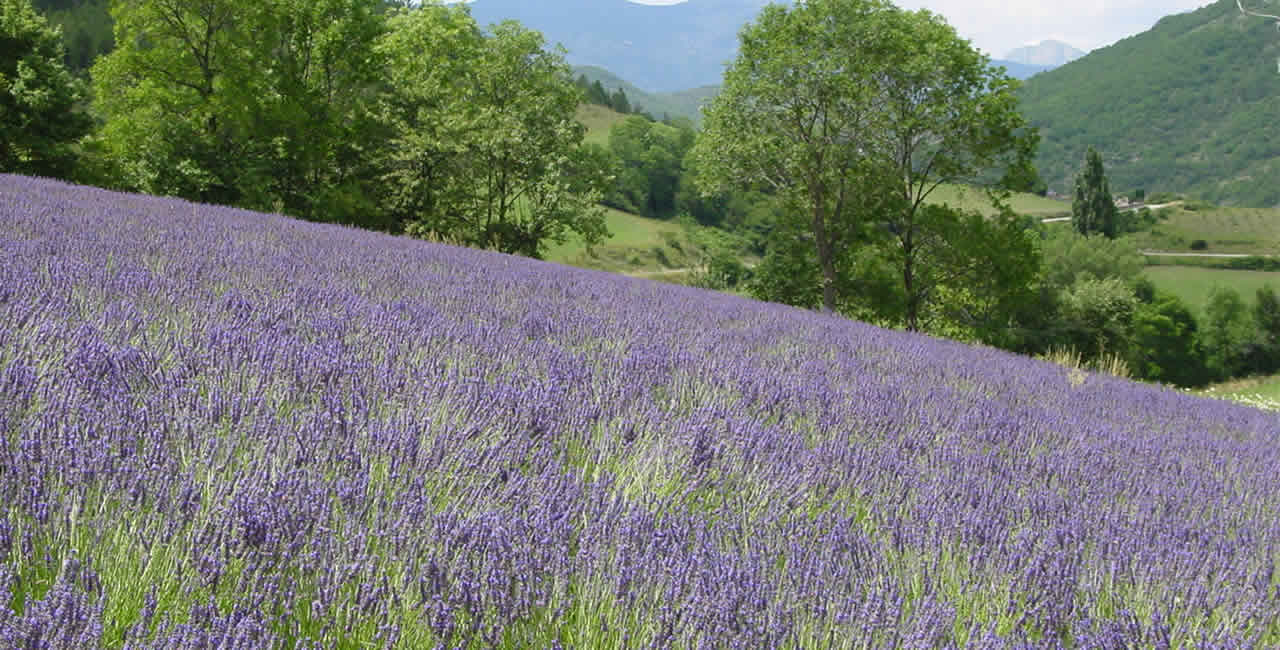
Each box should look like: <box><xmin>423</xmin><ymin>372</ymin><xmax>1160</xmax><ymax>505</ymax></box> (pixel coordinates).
<box><xmin>1019</xmin><ymin>0</ymin><xmax>1280</xmax><ymax>207</ymax></box>
<box><xmin>3</xmin><ymin>174</ymin><xmax>1280</xmax><ymax>646</ymax></box>
<box><xmin>465</xmin><ymin>0</ymin><xmax>776</xmax><ymax>92</ymax></box>
<box><xmin>574</xmin><ymin>65</ymin><xmax>717</xmax><ymax>124</ymax></box>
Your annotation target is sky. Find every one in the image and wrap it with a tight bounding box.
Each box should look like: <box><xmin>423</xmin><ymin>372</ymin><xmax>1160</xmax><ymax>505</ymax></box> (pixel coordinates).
<box><xmin>627</xmin><ymin>0</ymin><xmax>1217</xmax><ymax>57</ymax></box>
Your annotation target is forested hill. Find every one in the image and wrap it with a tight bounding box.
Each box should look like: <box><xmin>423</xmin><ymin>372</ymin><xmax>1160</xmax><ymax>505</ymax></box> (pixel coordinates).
<box><xmin>572</xmin><ymin>65</ymin><xmax>717</xmax><ymax>124</ymax></box>
<box><xmin>1018</xmin><ymin>0</ymin><xmax>1280</xmax><ymax>207</ymax></box>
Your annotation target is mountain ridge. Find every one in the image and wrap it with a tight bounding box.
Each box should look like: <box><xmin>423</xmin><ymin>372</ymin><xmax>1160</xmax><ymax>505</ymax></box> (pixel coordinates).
<box><xmin>1005</xmin><ymin>40</ymin><xmax>1085</xmax><ymax>67</ymax></box>
<box><xmin>1018</xmin><ymin>0</ymin><xmax>1280</xmax><ymax>207</ymax></box>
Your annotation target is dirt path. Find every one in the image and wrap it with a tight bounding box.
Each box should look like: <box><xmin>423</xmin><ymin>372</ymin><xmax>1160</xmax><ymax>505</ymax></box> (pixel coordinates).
<box><xmin>1140</xmin><ymin>251</ymin><xmax>1262</xmax><ymax>259</ymax></box>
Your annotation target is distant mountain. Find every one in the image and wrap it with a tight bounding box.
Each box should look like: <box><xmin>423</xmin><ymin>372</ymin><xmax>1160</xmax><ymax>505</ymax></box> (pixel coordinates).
<box><xmin>1018</xmin><ymin>0</ymin><xmax>1280</xmax><ymax>207</ymax></box>
<box><xmin>1005</xmin><ymin>40</ymin><xmax>1085</xmax><ymax>67</ymax></box>
<box><xmin>464</xmin><ymin>0</ymin><xmax>781</xmax><ymax>92</ymax></box>
<box><xmin>573</xmin><ymin>66</ymin><xmax>717</xmax><ymax>124</ymax></box>
<box><xmin>990</xmin><ymin>59</ymin><xmax>1055</xmax><ymax>80</ymax></box>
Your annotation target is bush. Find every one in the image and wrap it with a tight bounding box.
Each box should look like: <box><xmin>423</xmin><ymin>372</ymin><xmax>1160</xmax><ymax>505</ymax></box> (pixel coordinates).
<box><xmin>1190</xmin><ymin>239</ymin><xmax>1208</xmax><ymax>250</ymax></box>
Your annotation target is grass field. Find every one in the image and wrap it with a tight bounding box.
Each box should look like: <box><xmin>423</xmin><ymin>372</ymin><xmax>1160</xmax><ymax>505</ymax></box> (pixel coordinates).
<box><xmin>576</xmin><ymin>104</ymin><xmax>628</xmax><ymax>147</ymax></box>
<box><xmin>1144</xmin><ymin>265</ymin><xmax>1280</xmax><ymax>313</ymax></box>
<box><xmin>929</xmin><ymin>184</ymin><xmax>1071</xmax><ymax>217</ymax></box>
<box><xmin>543</xmin><ymin>207</ymin><xmax>700</xmax><ymax>274</ymax></box>
<box><xmin>1127</xmin><ymin>204</ymin><xmax>1280</xmax><ymax>254</ymax></box>
<box><xmin>1202</xmin><ymin>374</ymin><xmax>1280</xmax><ymax>410</ymax></box>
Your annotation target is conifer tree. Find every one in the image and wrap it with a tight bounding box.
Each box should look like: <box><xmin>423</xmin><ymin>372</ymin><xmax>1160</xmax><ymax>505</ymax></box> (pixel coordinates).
<box><xmin>0</xmin><ymin>0</ymin><xmax>91</xmax><ymax>177</ymax></box>
<box><xmin>1072</xmin><ymin>146</ymin><xmax>1119</xmax><ymax>238</ymax></box>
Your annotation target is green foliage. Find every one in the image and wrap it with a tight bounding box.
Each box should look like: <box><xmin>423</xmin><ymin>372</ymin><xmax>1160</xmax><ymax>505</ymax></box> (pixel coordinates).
<box><xmin>91</xmin><ymin>0</ymin><xmax>388</xmax><ymax>223</ymax></box>
<box><xmin>604</xmin><ymin>115</ymin><xmax>693</xmax><ymax>218</ymax></box>
<box><xmin>0</xmin><ymin>0</ymin><xmax>92</xmax><ymax>177</ymax></box>
<box><xmin>1071</xmin><ymin>147</ymin><xmax>1119</xmax><ymax>238</ymax></box>
<box><xmin>1039</xmin><ymin>229</ymin><xmax>1144</xmax><ymax>291</ymax></box>
<box><xmin>1200</xmin><ymin>286</ymin><xmax>1252</xmax><ymax>380</ymax></box>
<box><xmin>381</xmin><ymin>9</ymin><xmax>608</xmax><ymax>257</ymax></box>
<box><xmin>31</xmin><ymin>0</ymin><xmax>112</xmax><ymax>73</ymax></box>
<box><xmin>1250</xmin><ymin>285</ymin><xmax>1280</xmax><ymax>373</ymax></box>
<box><xmin>921</xmin><ymin>207</ymin><xmax>1042</xmax><ymax>347</ymax></box>
<box><xmin>1057</xmin><ymin>276</ymin><xmax>1138</xmax><ymax>361</ymax></box>
<box><xmin>1019</xmin><ymin>0</ymin><xmax>1280</xmax><ymax>207</ymax></box>
<box><xmin>694</xmin><ymin>0</ymin><xmax>1036</xmax><ymax>325</ymax></box>
<box><xmin>1127</xmin><ymin>291</ymin><xmax>1209</xmax><ymax>386</ymax></box>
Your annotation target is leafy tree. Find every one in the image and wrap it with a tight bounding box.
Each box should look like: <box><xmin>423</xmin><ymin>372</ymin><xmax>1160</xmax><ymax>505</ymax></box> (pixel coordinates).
<box><xmin>1200</xmin><ymin>286</ymin><xmax>1251</xmax><ymax>381</ymax></box>
<box><xmin>1039</xmin><ymin>229</ymin><xmax>1143</xmax><ymax>292</ymax></box>
<box><xmin>609</xmin><ymin>87</ymin><xmax>630</xmax><ymax>115</ymax></box>
<box><xmin>692</xmin><ymin>0</ymin><xmax>897</xmax><ymax>313</ymax></box>
<box><xmin>1071</xmin><ymin>147</ymin><xmax>1119</xmax><ymax>238</ymax></box>
<box><xmin>606</xmin><ymin>115</ymin><xmax>693</xmax><ymax>217</ymax></box>
<box><xmin>1057</xmin><ymin>276</ymin><xmax>1138</xmax><ymax>361</ymax></box>
<box><xmin>1</xmin><ymin>0</ymin><xmax>92</xmax><ymax>177</ymax></box>
<box><xmin>693</xmin><ymin>0</ymin><xmax>1037</xmax><ymax>329</ymax></box>
<box><xmin>381</xmin><ymin>10</ymin><xmax>608</xmax><ymax>257</ymax></box>
<box><xmin>1127</xmin><ymin>292</ymin><xmax>1207</xmax><ymax>386</ymax></box>
<box><xmin>371</xmin><ymin>2</ymin><xmax>479</xmax><ymax>232</ymax></box>
<box><xmin>1248</xmin><ymin>285</ymin><xmax>1280</xmax><ymax>374</ymax></box>
<box><xmin>921</xmin><ymin>206</ymin><xmax>1041</xmax><ymax>346</ymax></box>
<box><xmin>92</xmin><ymin>0</ymin><xmax>386</xmax><ymax>222</ymax></box>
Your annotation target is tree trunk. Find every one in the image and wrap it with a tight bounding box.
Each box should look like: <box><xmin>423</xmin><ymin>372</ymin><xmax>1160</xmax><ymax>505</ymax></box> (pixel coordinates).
<box><xmin>812</xmin><ymin>196</ymin><xmax>837</xmax><ymax>313</ymax></box>
<box><xmin>902</xmin><ymin>231</ymin><xmax>918</xmax><ymax>331</ymax></box>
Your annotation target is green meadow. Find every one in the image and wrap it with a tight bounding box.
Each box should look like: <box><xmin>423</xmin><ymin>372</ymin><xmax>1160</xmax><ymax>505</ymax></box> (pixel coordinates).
<box><xmin>1143</xmin><ymin>265</ymin><xmax>1280</xmax><ymax>314</ymax></box>
<box><xmin>1129</xmin><ymin>204</ymin><xmax>1280</xmax><ymax>255</ymax></box>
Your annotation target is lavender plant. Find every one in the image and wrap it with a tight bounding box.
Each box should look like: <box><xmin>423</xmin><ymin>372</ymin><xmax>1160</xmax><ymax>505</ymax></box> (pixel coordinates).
<box><xmin>1</xmin><ymin>174</ymin><xmax>1278</xmax><ymax>648</ymax></box>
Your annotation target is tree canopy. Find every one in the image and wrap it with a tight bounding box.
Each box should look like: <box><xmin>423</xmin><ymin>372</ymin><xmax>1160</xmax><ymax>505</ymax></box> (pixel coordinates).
<box><xmin>693</xmin><ymin>0</ymin><xmax>1038</xmax><ymax>334</ymax></box>
<box><xmin>0</xmin><ymin>0</ymin><xmax>91</xmax><ymax>177</ymax></box>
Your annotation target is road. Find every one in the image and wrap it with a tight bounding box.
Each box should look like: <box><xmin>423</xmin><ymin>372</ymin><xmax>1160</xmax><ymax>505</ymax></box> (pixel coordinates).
<box><xmin>1040</xmin><ymin>201</ymin><xmax>1184</xmax><ymax>224</ymax></box>
<box><xmin>1140</xmin><ymin>251</ymin><xmax>1260</xmax><ymax>259</ymax></box>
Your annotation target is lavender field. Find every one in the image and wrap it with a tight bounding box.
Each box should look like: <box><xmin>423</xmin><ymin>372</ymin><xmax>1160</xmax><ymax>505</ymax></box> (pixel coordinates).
<box><xmin>0</xmin><ymin>174</ymin><xmax>1278</xmax><ymax>648</ymax></box>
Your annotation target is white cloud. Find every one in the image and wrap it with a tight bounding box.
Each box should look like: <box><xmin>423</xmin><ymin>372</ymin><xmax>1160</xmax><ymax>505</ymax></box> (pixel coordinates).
<box><xmin>627</xmin><ymin>0</ymin><xmax>1216</xmax><ymax>56</ymax></box>
<box><xmin>867</xmin><ymin>0</ymin><xmax>1214</xmax><ymax>56</ymax></box>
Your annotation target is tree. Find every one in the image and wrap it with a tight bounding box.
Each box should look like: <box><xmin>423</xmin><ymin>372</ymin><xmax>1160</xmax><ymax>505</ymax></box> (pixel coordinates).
<box><xmin>1072</xmin><ymin>146</ymin><xmax>1119</xmax><ymax>238</ymax></box>
<box><xmin>609</xmin><ymin>87</ymin><xmax>630</xmax><ymax>115</ymax></box>
<box><xmin>1127</xmin><ymin>292</ymin><xmax>1207</xmax><ymax>386</ymax></box>
<box><xmin>92</xmin><ymin>0</ymin><xmax>387</xmax><ymax>223</ymax></box>
<box><xmin>0</xmin><ymin>0</ymin><xmax>92</xmax><ymax>177</ymax></box>
<box><xmin>1058</xmin><ymin>276</ymin><xmax>1138</xmax><ymax>361</ymax></box>
<box><xmin>374</xmin><ymin>2</ymin><xmax>481</xmax><ymax>232</ymax></box>
<box><xmin>1039</xmin><ymin>229</ymin><xmax>1144</xmax><ymax>292</ymax></box>
<box><xmin>379</xmin><ymin>9</ymin><xmax>609</xmax><ymax>258</ymax></box>
<box><xmin>1248</xmin><ymin>285</ymin><xmax>1280</xmax><ymax>374</ymax></box>
<box><xmin>606</xmin><ymin>115</ymin><xmax>692</xmax><ymax>217</ymax></box>
<box><xmin>1200</xmin><ymin>286</ymin><xmax>1251</xmax><ymax>381</ymax></box>
<box><xmin>693</xmin><ymin>0</ymin><xmax>1037</xmax><ymax>330</ymax></box>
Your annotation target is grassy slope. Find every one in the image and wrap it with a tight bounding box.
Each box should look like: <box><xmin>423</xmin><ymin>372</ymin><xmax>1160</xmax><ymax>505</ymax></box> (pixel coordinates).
<box><xmin>929</xmin><ymin>184</ymin><xmax>1070</xmax><ymax>217</ymax></box>
<box><xmin>569</xmin><ymin>104</ymin><xmax>702</xmax><ymax>276</ymax></box>
<box><xmin>543</xmin><ymin>206</ymin><xmax>698</xmax><ymax>273</ymax></box>
<box><xmin>1128</xmin><ymin>204</ymin><xmax>1280</xmax><ymax>255</ymax></box>
<box><xmin>1143</xmin><ymin>266</ymin><xmax>1280</xmax><ymax>313</ymax></box>
<box><xmin>573</xmin><ymin>65</ymin><xmax>716</xmax><ymax>124</ymax></box>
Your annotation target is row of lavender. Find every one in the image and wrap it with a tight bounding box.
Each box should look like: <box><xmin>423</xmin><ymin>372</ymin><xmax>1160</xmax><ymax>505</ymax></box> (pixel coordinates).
<box><xmin>0</xmin><ymin>173</ymin><xmax>1277</xmax><ymax>648</ymax></box>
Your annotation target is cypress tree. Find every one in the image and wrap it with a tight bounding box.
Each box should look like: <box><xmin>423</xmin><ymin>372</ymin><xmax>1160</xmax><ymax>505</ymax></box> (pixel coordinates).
<box><xmin>1072</xmin><ymin>146</ymin><xmax>1118</xmax><ymax>238</ymax></box>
